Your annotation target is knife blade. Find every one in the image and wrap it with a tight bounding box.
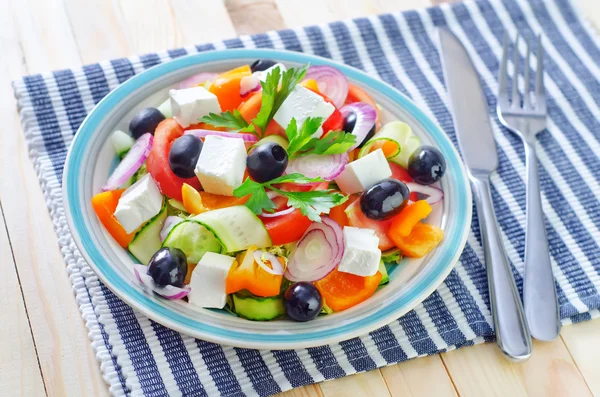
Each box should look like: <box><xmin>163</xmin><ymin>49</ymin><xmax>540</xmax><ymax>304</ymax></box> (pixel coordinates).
<box><xmin>439</xmin><ymin>28</ymin><xmax>532</xmax><ymax>362</ymax></box>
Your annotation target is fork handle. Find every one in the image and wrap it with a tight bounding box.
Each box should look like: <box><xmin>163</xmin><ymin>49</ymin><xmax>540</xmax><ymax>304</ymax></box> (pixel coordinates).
<box><xmin>523</xmin><ymin>141</ymin><xmax>561</xmax><ymax>341</ymax></box>
<box><xmin>471</xmin><ymin>175</ymin><xmax>532</xmax><ymax>361</ymax></box>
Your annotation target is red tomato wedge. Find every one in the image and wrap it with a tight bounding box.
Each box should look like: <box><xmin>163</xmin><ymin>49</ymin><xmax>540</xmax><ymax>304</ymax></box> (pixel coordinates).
<box><xmin>345</xmin><ymin>199</ymin><xmax>395</xmax><ymax>251</ymax></box>
<box><xmin>259</xmin><ymin>196</ymin><xmax>312</xmax><ymax>246</ymax></box>
<box><xmin>389</xmin><ymin>162</ymin><xmax>418</xmax><ymax>202</ymax></box>
<box><xmin>146</xmin><ymin>119</ymin><xmax>202</xmax><ymax>201</ymax></box>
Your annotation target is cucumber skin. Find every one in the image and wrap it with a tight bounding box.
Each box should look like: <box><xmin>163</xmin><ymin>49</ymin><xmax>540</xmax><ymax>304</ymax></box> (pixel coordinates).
<box><xmin>231</xmin><ymin>293</ymin><xmax>285</xmax><ymax>321</ymax></box>
<box><xmin>162</xmin><ymin>220</ymin><xmax>222</xmax><ymax>264</ymax></box>
<box><xmin>128</xmin><ymin>201</ymin><xmax>168</xmax><ymax>264</ymax></box>
<box><xmin>378</xmin><ymin>261</ymin><xmax>389</xmax><ymax>285</ymax></box>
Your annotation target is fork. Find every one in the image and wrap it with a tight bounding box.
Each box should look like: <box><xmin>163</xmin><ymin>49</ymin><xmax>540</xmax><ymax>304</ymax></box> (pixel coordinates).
<box><xmin>497</xmin><ymin>33</ymin><xmax>561</xmax><ymax>341</ymax></box>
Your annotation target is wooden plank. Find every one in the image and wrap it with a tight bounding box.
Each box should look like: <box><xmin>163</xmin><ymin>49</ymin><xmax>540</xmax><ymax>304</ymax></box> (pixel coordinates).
<box><xmin>560</xmin><ymin>320</ymin><xmax>600</xmax><ymax>395</ymax></box>
<box><xmin>0</xmin><ymin>203</ymin><xmax>46</xmax><ymax>397</ymax></box>
<box><xmin>441</xmin><ymin>340</ymin><xmax>592</xmax><ymax>397</ymax></box>
<box><xmin>2</xmin><ymin>1</ymin><xmax>110</xmax><ymax>396</ymax></box>
<box><xmin>170</xmin><ymin>0</ymin><xmax>237</xmax><ymax>44</ymax></box>
<box><xmin>279</xmin><ymin>384</ymin><xmax>324</xmax><ymax>397</ymax></box>
<box><xmin>319</xmin><ymin>370</ymin><xmax>391</xmax><ymax>397</ymax></box>
<box><xmin>64</xmin><ymin>0</ymin><xmax>132</xmax><ymax>63</ymax></box>
<box><xmin>379</xmin><ymin>355</ymin><xmax>457</xmax><ymax>397</ymax></box>
<box><xmin>225</xmin><ymin>0</ymin><xmax>286</xmax><ymax>35</ymax></box>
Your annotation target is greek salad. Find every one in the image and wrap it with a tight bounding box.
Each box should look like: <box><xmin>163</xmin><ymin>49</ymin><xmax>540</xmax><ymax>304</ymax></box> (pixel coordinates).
<box><xmin>92</xmin><ymin>60</ymin><xmax>447</xmax><ymax>322</ymax></box>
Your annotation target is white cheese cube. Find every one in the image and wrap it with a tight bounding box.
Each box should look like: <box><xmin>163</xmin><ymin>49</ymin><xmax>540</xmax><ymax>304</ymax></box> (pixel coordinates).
<box><xmin>337</xmin><ymin>227</ymin><xmax>381</xmax><ymax>277</ymax></box>
<box><xmin>194</xmin><ymin>135</ymin><xmax>247</xmax><ymax>196</ymax></box>
<box><xmin>253</xmin><ymin>63</ymin><xmax>287</xmax><ymax>82</ymax></box>
<box><xmin>114</xmin><ymin>174</ymin><xmax>163</xmax><ymax>234</ymax></box>
<box><xmin>273</xmin><ymin>85</ymin><xmax>335</xmax><ymax>137</ymax></box>
<box><xmin>188</xmin><ymin>252</ymin><xmax>235</xmax><ymax>309</ymax></box>
<box><xmin>169</xmin><ymin>86</ymin><xmax>221</xmax><ymax>128</ymax></box>
<box><xmin>335</xmin><ymin>149</ymin><xmax>392</xmax><ymax>194</ymax></box>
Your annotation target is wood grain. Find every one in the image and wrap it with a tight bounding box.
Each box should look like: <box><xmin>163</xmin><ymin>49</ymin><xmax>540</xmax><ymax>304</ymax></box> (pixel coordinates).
<box><xmin>225</xmin><ymin>0</ymin><xmax>286</xmax><ymax>34</ymax></box>
<box><xmin>379</xmin><ymin>355</ymin><xmax>457</xmax><ymax>397</ymax></box>
<box><xmin>560</xmin><ymin>319</ymin><xmax>600</xmax><ymax>396</ymax></box>
<box><xmin>170</xmin><ymin>0</ymin><xmax>237</xmax><ymax>44</ymax></box>
<box><xmin>319</xmin><ymin>370</ymin><xmax>391</xmax><ymax>397</ymax></box>
<box><xmin>0</xmin><ymin>204</ymin><xmax>46</xmax><ymax>396</ymax></box>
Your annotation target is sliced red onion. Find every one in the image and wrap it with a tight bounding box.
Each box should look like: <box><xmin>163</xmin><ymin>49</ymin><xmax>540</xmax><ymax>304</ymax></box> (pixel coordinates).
<box><xmin>406</xmin><ymin>182</ymin><xmax>444</xmax><ymax>205</ymax></box>
<box><xmin>285</xmin><ymin>218</ymin><xmax>344</xmax><ymax>282</ymax></box>
<box><xmin>253</xmin><ymin>251</ymin><xmax>284</xmax><ymax>275</ymax></box>
<box><xmin>340</xmin><ymin>102</ymin><xmax>377</xmax><ymax>149</ymax></box>
<box><xmin>160</xmin><ymin>216</ymin><xmax>184</xmax><ymax>242</ymax></box>
<box><xmin>305</xmin><ymin>66</ymin><xmax>349</xmax><ymax>108</ymax></box>
<box><xmin>103</xmin><ymin>133</ymin><xmax>153</xmax><ymax>191</ymax></box>
<box><xmin>178</xmin><ymin>72</ymin><xmax>218</xmax><ymax>89</ymax></box>
<box><xmin>285</xmin><ymin>153</ymin><xmax>348</xmax><ymax>181</ymax></box>
<box><xmin>185</xmin><ymin>129</ymin><xmax>258</xmax><ymax>143</ymax></box>
<box><xmin>259</xmin><ymin>206</ymin><xmax>295</xmax><ymax>218</ymax></box>
<box><xmin>240</xmin><ymin>74</ymin><xmax>261</xmax><ymax>97</ymax></box>
<box><xmin>133</xmin><ymin>264</ymin><xmax>190</xmax><ymax>300</ymax></box>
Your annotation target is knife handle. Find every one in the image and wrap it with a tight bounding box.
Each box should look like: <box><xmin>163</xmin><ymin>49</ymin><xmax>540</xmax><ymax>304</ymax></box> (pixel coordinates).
<box><xmin>471</xmin><ymin>175</ymin><xmax>532</xmax><ymax>362</ymax></box>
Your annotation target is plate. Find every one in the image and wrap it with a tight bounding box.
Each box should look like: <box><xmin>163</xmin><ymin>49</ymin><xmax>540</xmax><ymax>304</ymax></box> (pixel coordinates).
<box><xmin>63</xmin><ymin>49</ymin><xmax>472</xmax><ymax>350</ymax></box>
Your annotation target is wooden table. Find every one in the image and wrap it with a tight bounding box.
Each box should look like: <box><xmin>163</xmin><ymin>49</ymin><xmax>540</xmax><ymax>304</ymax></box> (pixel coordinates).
<box><xmin>2</xmin><ymin>0</ymin><xmax>599</xmax><ymax>396</ymax></box>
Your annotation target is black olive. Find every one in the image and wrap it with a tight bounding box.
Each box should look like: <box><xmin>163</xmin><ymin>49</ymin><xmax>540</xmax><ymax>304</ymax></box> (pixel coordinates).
<box><xmin>360</xmin><ymin>179</ymin><xmax>410</xmax><ymax>220</ymax></box>
<box><xmin>343</xmin><ymin>111</ymin><xmax>376</xmax><ymax>148</ymax></box>
<box><xmin>148</xmin><ymin>247</ymin><xmax>187</xmax><ymax>287</ymax></box>
<box><xmin>250</xmin><ymin>59</ymin><xmax>277</xmax><ymax>73</ymax></box>
<box><xmin>168</xmin><ymin>135</ymin><xmax>203</xmax><ymax>178</ymax></box>
<box><xmin>246</xmin><ymin>142</ymin><xmax>288</xmax><ymax>183</ymax></box>
<box><xmin>407</xmin><ymin>146</ymin><xmax>446</xmax><ymax>185</ymax></box>
<box><xmin>129</xmin><ymin>107</ymin><xmax>165</xmax><ymax>139</ymax></box>
<box><xmin>284</xmin><ymin>282</ymin><xmax>323</xmax><ymax>322</ymax></box>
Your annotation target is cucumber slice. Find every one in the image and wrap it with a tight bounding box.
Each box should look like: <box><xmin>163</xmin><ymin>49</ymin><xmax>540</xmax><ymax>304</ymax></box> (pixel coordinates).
<box><xmin>128</xmin><ymin>202</ymin><xmax>168</xmax><ymax>264</ymax></box>
<box><xmin>162</xmin><ymin>220</ymin><xmax>222</xmax><ymax>263</ymax></box>
<box><xmin>168</xmin><ymin>198</ymin><xmax>188</xmax><ymax>214</ymax></box>
<box><xmin>249</xmin><ymin>135</ymin><xmax>289</xmax><ymax>153</ymax></box>
<box><xmin>367</xmin><ymin>121</ymin><xmax>421</xmax><ymax>168</ymax></box>
<box><xmin>192</xmin><ymin>206</ymin><xmax>271</xmax><ymax>253</ymax></box>
<box><xmin>395</xmin><ymin>135</ymin><xmax>421</xmax><ymax>169</ymax></box>
<box><xmin>382</xmin><ymin>247</ymin><xmax>403</xmax><ymax>264</ymax></box>
<box><xmin>111</xmin><ymin>130</ymin><xmax>135</xmax><ymax>158</ymax></box>
<box><xmin>378</xmin><ymin>260</ymin><xmax>389</xmax><ymax>285</ymax></box>
<box><xmin>231</xmin><ymin>292</ymin><xmax>285</xmax><ymax>321</ymax></box>
<box><xmin>157</xmin><ymin>98</ymin><xmax>172</xmax><ymax>118</ymax></box>
<box><xmin>357</xmin><ymin>137</ymin><xmax>401</xmax><ymax>160</ymax></box>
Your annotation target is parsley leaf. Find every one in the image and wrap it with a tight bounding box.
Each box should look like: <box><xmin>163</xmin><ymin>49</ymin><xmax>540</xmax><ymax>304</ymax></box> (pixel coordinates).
<box><xmin>232</xmin><ymin>173</ymin><xmax>347</xmax><ymax>222</ymax></box>
<box><xmin>285</xmin><ymin>117</ymin><xmax>357</xmax><ymax>158</ymax></box>
<box><xmin>251</xmin><ymin>66</ymin><xmax>280</xmax><ymax>134</ymax></box>
<box><xmin>199</xmin><ymin>110</ymin><xmax>249</xmax><ymax>131</ymax></box>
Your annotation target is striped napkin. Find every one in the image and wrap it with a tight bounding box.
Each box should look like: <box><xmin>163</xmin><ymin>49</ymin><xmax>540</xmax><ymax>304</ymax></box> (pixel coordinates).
<box><xmin>13</xmin><ymin>0</ymin><xmax>600</xmax><ymax>395</ymax></box>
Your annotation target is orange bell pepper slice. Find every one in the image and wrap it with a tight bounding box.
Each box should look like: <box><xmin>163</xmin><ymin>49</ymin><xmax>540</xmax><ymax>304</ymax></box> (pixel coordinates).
<box><xmin>314</xmin><ymin>268</ymin><xmax>382</xmax><ymax>312</ymax></box>
<box><xmin>226</xmin><ymin>248</ymin><xmax>283</xmax><ymax>297</ymax></box>
<box><xmin>199</xmin><ymin>191</ymin><xmax>249</xmax><ymax>210</ymax></box>
<box><xmin>91</xmin><ymin>189</ymin><xmax>135</xmax><ymax>247</ymax></box>
<box><xmin>392</xmin><ymin>222</ymin><xmax>444</xmax><ymax>258</ymax></box>
<box><xmin>209</xmin><ymin>65</ymin><xmax>252</xmax><ymax>112</ymax></box>
<box><xmin>329</xmin><ymin>195</ymin><xmax>358</xmax><ymax>228</ymax></box>
<box><xmin>389</xmin><ymin>200</ymin><xmax>432</xmax><ymax>238</ymax></box>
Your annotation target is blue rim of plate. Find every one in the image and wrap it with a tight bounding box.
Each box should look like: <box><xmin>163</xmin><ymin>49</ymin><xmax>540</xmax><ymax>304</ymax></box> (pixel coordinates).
<box><xmin>63</xmin><ymin>49</ymin><xmax>472</xmax><ymax>349</ymax></box>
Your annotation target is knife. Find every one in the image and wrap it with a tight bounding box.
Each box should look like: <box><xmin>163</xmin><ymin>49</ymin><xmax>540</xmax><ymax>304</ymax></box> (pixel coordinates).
<box><xmin>438</xmin><ymin>28</ymin><xmax>532</xmax><ymax>362</ymax></box>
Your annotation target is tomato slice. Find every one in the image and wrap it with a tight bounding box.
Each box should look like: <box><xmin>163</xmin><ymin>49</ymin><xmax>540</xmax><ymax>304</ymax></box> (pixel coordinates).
<box><xmin>259</xmin><ymin>196</ymin><xmax>312</xmax><ymax>245</ymax></box>
<box><xmin>389</xmin><ymin>162</ymin><xmax>418</xmax><ymax>202</ymax></box>
<box><xmin>345</xmin><ymin>199</ymin><xmax>395</xmax><ymax>251</ymax></box>
<box><xmin>146</xmin><ymin>119</ymin><xmax>202</xmax><ymax>201</ymax></box>
<box><xmin>314</xmin><ymin>267</ymin><xmax>382</xmax><ymax>312</ymax></box>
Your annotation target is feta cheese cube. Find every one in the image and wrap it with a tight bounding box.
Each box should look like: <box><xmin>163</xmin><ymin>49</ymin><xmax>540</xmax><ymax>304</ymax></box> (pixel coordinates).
<box><xmin>188</xmin><ymin>252</ymin><xmax>235</xmax><ymax>309</ymax></box>
<box><xmin>169</xmin><ymin>86</ymin><xmax>221</xmax><ymax>128</ymax></box>
<box><xmin>273</xmin><ymin>85</ymin><xmax>335</xmax><ymax>136</ymax></box>
<box><xmin>194</xmin><ymin>135</ymin><xmax>247</xmax><ymax>196</ymax></box>
<box><xmin>253</xmin><ymin>63</ymin><xmax>287</xmax><ymax>82</ymax></box>
<box><xmin>114</xmin><ymin>174</ymin><xmax>163</xmax><ymax>234</ymax></box>
<box><xmin>337</xmin><ymin>227</ymin><xmax>381</xmax><ymax>277</ymax></box>
<box><xmin>335</xmin><ymin>149</ymin><xmax>392</xmax><ymax>194</ymax></box>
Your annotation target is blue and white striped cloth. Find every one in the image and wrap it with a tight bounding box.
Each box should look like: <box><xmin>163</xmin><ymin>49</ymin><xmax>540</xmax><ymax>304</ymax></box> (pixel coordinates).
<box><xmin>13</xmin><ymin>0</ymin><xmax>600</xmax><ymax>395</ymax></box>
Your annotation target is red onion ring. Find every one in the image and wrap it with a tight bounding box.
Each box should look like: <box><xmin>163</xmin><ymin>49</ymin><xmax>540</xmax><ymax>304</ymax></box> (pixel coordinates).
<box><xmin>259</xmin><ymin>206</ymin><xmax>295</xmax><ymax>218</ymax></box>
<box><xmin>285</xmin><ymin>217</ymin><xmax>343</xmax><ymax>282</ymax></box>
<box><xmin>178</xmin><ymin>72</ymin><xmax>218</xmax><ymax>89</ymax></box>
<box><xmin>133</xmin><ymin>264</ymin><xmax>190</xmax><ymax>300</ymax></box>
<box><xmin>253</xmin><ymin>251</ymin><xmax>284</xmax><ymax>275</ymax></box>
<box><xmin>340</xmin><ymin>102</ymin><xmax>377</xmax><ymax>149</ymax></box>
<box><xmin>185</xmin><ymin>129</ymin><xmax>258</xmax><ymax>143</ymax></box>
<box><xmin>103</xmin><ymin>133</ymin><xmax>153</xmax><ymax>191</ymax></box>
<box><xmin>160</xmin><ymin>216</ymin><xmax>184</xmax><ymax>242</ymax></box>
<box><xmin>305</xmin><ymin>66</ymin><xmax>349</xmax><ymax>108</ymax></box>
<box><xmin>405</xmin><ymin>182</ymin><xmax>444</xmax><ymax>205</ymax></box>
<box><xmin>240</xmin><ymin>74</ymin><xmax>261</xmax><ymax>97</ymax></box>
<box><xmin>285</xmin><ymin>153</ymin><xmax>348</xmax><ymax>181</ymax></box>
